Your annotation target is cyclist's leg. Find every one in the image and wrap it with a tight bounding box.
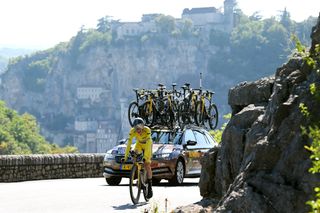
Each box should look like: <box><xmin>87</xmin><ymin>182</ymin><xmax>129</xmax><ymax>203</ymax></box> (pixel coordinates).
<box><xmin>142</xmin><ymin>140</ymin><xmax>153</xmax><ymax>198</ymax></box>
<box><xmin>142</xmin><ymin>141</ymin><xmax>153</xmax><ymax>179</ymax></box>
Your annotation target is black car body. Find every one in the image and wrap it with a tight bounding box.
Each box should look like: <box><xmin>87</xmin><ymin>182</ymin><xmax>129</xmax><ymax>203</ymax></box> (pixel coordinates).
<box><xmin>103</xmin><ymin>125</ymin><xmax>218</xmax><ymax>185</ymax></box>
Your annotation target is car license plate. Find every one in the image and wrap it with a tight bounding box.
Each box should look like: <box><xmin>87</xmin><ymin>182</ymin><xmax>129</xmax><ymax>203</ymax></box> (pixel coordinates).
<box><xmin>120</xmin><ymin>164</ymin><xmax>132</xmax><ymax>170</ymax></box>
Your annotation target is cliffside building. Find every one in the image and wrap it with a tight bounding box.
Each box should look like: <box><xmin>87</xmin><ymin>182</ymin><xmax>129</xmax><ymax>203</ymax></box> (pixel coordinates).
<box><xmin>182</xmin><ymin>0</ymin><xmax>236</xmax><ymax>32</ymax></box>
<box><xmin>74</xmin><ymin>122</ymin><xmax>118</xmax><ymax>153</ymax></box>
<box><xmin>113</xmin><ymin>0</ymin><xmax>236</xmax><ymax>39</ymax></box>
<box><xmin>77</xmin><ymin>86</ymin><xmax>109</xmax><ymax>102</ymax></box>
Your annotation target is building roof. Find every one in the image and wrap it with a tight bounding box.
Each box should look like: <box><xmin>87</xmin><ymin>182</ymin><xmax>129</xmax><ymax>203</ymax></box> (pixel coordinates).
<box><xmin>182</xmin><ymin>7</ymin><xmax>218</xmax><ymax>15</ymax></box>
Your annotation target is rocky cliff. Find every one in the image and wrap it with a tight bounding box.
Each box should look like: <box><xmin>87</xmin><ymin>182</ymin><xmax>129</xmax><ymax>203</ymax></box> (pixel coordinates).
<box><xmin>0</xmin><ymin>36</ymin><xmax>230</xmax><ymax>142</ymax></box>
<box><xmin>0</xmin><ymin>41</ymin><xmax>204</xmax><ymax>116</ymax></box>
<box><xmin>0</xmin><ymin>15</ymin><xmax>314</xmax><ymax>146</ymax></box>
<box><xmin>176</xmin><ymin>14</ymin><xmax>320</xmax><ymax>212</ymax></box>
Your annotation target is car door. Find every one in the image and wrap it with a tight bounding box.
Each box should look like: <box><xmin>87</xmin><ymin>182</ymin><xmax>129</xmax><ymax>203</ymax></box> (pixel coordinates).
<box><xmin>190</xmin><ymin>129</ymin><xmax>214</xmax><ymax>173</ymax></box>
<box><xmin>182</xmin><ymin>129</ymin><xmax>201</xmax><ymax>175</ymax></box>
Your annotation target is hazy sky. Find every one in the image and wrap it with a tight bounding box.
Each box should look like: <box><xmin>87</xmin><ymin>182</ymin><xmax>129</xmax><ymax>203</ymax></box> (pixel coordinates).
<box><xmin>0</xmin><ymin>0</ymin><xmax>319</xmax><ymax>49</ymax></box>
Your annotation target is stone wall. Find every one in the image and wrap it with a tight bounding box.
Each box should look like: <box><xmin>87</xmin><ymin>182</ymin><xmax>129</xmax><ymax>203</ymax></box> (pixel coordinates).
<box><xmin>0</xmin><ymin>154</ymin><xmax>104</xmax><ymax>182</ymax></box>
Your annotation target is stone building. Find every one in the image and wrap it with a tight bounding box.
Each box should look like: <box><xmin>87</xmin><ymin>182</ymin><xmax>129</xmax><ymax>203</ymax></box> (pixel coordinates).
<box><xmin>112</xmin><ymin>0</ymin><xmax>236</xmax><ymax>39</ymax></box>
<box><xmin>76</xmin><ymin>86</ymin><xmax>109</xmax><ymax>102</ymax></box>
<box><xmin>116</xmin><ymin>21</ymin><xmax>157</xmax><ymax>39</ymax></box>
<box><xmin>73</xmin><ymin>122</ymin><xmax>118</xmax><ymax>153</ymax></box>
<box><xmin>182</xmin><ymin>0</ymin><xmax>236</xmax><ymax>32</ymax></box>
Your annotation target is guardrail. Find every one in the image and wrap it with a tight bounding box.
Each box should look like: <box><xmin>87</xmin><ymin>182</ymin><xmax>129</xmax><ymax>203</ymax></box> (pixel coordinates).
<box><xmin>0</xmin><ymin>154</ymin><xmax>105</xmax><ymax>182</ymax></box>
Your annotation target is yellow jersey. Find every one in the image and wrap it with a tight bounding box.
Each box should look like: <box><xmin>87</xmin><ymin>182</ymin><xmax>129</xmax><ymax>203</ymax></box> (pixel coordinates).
<box><xmin>124</xmin><ymin>126</ymin><xmax>152</xmax><ymax>162</ymax></box>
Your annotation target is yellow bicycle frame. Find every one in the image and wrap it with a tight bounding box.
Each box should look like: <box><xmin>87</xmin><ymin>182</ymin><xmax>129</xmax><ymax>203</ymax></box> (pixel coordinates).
<box><xmin>147</xmin><ymin>94</ymin><xmax>153</xmax><ymax>114</ymax></box>
<box><xmin>168</xmin><ymin>93</ymin><xmax>173</xmax><ymax>109</ymax></box>
<box><xmin>191</xmin><ymin>92</ymin><xmax>197</xmax><ymax>110</ymax></box>
<box><xmin>201</xmin><ymin>95</ymin><xmax>205</xmax><ymax>113</ymax></box>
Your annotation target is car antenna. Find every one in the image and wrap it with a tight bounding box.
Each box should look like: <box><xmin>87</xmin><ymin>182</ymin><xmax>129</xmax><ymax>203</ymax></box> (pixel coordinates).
<box><xmin>200</xmin><ymin>72</ymin><xmax>202</xmax><ymax>90</ymax></box>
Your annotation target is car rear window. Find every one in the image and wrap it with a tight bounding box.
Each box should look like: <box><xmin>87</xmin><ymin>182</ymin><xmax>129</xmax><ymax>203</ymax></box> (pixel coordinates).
<box><xmin>204</xmin><ymin>131</ymin><xmax>218</xmax><ymax>146</ymax></box>
<box><xmin>193</xmin><ymin>130</ymin><xmax>214</xmax><ymax>149</ymax></box>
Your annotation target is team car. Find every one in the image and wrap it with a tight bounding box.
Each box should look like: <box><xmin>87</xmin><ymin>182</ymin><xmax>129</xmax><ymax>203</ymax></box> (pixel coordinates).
<box><xmin>103</xmin><ymin>125</ymin><xmax>218</xmax><ymax>185</ymax></box>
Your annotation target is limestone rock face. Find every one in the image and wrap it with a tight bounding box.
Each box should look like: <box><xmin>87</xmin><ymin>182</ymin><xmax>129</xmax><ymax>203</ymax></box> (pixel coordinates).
<box><xmin>180</xmin><ymin>15</ymin><xmax>320</xmax><ymax>213</ymax></box>
<box><xmin>228</xmin><ymin>77</ymin><xmax>274</xmax><ymax>114</ymax></box>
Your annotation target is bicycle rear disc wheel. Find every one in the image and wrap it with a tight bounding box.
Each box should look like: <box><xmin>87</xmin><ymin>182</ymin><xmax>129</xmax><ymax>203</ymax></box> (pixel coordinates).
<box><xmin>208</xmin><ymin>104</ymin><xmax>218</xmax><ymax>130</ymax></box>
<box><xmin>128</xmin><ymin>102</ymin><xmax>139</xmax><ymax>127</ymax></box>
<box><xmin>129</xmin><ymin>165</ymin><xmax>141</xmax><ymax>204</ymax></box>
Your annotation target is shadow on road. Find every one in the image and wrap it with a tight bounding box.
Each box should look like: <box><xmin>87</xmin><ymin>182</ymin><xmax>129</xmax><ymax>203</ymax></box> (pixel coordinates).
<box><xmin>102</xmin><ymin>181</ymin><xmax>198</xmax><ymax>188</ymax></box>
<box><xmin>153</xmin><ymin>181</ymin><xmax>198</xmax><ymax>187</ymax></box>
<box><xmin>100</xmin><ymin>183</ymin><xmax>129</xmax><ymax>187</ymax></box>
<box><xmin>112</xmin><ymin>202</ymin><xmax>148</xmax><ymax>211</ymax></box>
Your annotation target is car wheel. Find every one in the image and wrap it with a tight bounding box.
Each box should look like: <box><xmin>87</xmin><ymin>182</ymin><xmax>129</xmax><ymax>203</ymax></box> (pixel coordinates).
<box><xmin>106</xmin><ymin>177</ymin><xmax>122</xmax><ymax>186</ymax></box>
<box><xmin>169</xmin><ymin>159</ymin><xmax>184</xmax><ymax>185</ymax></box>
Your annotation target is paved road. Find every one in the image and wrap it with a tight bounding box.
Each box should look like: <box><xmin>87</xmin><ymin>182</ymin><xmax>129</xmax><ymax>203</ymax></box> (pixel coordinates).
<box><xmin>0</xmin><ymin>178</ymin><xmax>201</xmax><ymax>213</ymax></box>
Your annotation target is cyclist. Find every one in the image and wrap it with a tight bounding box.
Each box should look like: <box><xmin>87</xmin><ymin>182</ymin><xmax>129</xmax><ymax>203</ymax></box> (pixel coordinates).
<box><xmin>122</xmin><ymin>117</ymin><xmax>153</xmax><ymax>199</ymax></box>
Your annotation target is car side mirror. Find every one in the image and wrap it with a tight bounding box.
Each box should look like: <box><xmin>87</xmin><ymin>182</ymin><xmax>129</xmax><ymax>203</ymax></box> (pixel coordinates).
<box><xmin>187</xmin><ymin>140</ymin><xmax>197</xmax><ymax>146</ymax></box>
<box><xmin>183</xmin><ymin>140</ymin><xmax>197</xmax><ymax>148</ymax></box>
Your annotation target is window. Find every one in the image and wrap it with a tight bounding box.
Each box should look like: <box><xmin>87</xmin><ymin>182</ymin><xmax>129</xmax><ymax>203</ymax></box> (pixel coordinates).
<box><xmin>204</xmin><ymin>131</ymin><xmax>217</xmax><ymax>146</ymax></box>
<box><xmin>193</xmin><ymin>130</ymin><xmax>214</xmax><ymax>149</ymax></box>
<box><xmin>183</xmin><ymin>129</ymin><xmax>196</xmax><ymax>145</ymax></box>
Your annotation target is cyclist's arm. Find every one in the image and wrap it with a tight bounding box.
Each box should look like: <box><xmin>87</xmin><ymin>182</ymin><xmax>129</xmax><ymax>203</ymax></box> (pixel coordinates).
<box><xmin>124</xmin><ymin>128</ymin><xmax>135</xmax><ymax>161</ymax></box>
<box><xmin>146</xmin><ymin>127</ymin><xmax>152</xmax><ymax>143</ymax></box>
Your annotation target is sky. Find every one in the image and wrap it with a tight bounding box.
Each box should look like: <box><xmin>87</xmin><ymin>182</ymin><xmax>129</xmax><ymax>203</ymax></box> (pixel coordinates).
<box><xmin>0</xmin><ymin>0</ymin><xmax>319</xmax><ymax>49</ymax></box>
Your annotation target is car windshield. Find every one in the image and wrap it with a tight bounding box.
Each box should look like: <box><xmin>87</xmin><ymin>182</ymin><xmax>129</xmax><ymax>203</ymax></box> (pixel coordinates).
<box><xmin>151</xmin><ymin>131</ymin><xmax>173</xmax><ymax>144</ymax></box>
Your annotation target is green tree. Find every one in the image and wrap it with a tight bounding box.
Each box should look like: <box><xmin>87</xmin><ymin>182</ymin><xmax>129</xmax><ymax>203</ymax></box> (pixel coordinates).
<box><xmin>279</xmin><ymin>8</ymin><xmax>292</xmax><ymax>31</ymax></box>
<box><xmin>97</xmin><ymin>16</ymin><xmax>112</xmax><ymax>33</ymax></box>
<box><xmin>23</xmin><ymin>59</ymin><xmax>50</xmax><ymax>93</ymax></box>
<box><xmin>181</xmin><ymin>18</ymin><xmax>194</xmax><ymax>38</ymax></box>
<box><xmin>210</xmin><ymin>114</ymin><xmax>231</xmax><ymax>143</ymax></box>
<box><xmin>210</xmin><ymin>29</ymin><xmax>230</xmax><ymax>47</ymax></box>
<box><xmin>0</xmin><ymin>101</ymin><xmax>78</xmax><ymax>155</ymax></box>
<box><xmin>79</xmin><ymin>29</ymin><xmax>112</xmax><ymax>52</ymax></box>
<box><xmin>295</xmin><ymin>16</ymin><xmax>318</xmax><ymax>46</ymax></box>
<box><xmin>155</xmin><ymin>15</ymin><xmax>176</xmax><ymax>34</ymax></box>
<box><xmin>0</xmin><ymin>55</ymin><xmax>7</xmax><ymax>72</ymax></box>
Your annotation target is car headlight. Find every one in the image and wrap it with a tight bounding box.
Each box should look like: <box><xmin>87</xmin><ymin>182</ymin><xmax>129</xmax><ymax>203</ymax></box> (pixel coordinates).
<box><xmin>104</xmin><ymin>153</ymin><xmax>114</xmax><ymax>160</ymax></box>
<box><xmin>104</xmin><ymin>149</ymin><xmax>118</xmax><ymax>160</ymax></box>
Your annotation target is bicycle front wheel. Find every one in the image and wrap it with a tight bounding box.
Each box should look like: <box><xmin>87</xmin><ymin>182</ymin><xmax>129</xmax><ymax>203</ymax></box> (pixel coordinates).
<box><xmin>129</xmin><ymin>165</ymin><xmax>141</xmax><ymax>204</ymax></box>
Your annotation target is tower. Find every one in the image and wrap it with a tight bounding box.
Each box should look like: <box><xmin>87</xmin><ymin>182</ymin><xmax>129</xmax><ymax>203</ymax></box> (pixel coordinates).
<box><xmin>224</xmin><ymin>0</ymin><xmax>236</xmax><ymax>32</ymax></box>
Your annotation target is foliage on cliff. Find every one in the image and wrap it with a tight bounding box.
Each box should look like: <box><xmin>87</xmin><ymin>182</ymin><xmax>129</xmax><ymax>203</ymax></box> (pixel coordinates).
<box><xmin>208</xmin><ymin>11</ymin><xmax>317</xmax><ymax>83</ymax></box>
<box><xmin>296</xmin><ymin>36</ymin><xmax>320</xmax><ymax>211</ymax></box>
<box><xmin>0</xmin><ymin>55</ymin><xmax>7</xmax><ymax>73</ymax></box>
<box><xmin>0</xmin><ymin>101</ymin><xmax>77</xmax><ymax>154</ymax></box>
<box><xmin>210</xmin><ymin>114</ymin><xmax>231</xmax><ymax>143</ymax></box>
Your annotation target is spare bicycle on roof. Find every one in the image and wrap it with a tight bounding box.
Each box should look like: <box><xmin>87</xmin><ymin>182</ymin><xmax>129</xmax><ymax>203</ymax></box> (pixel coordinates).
<box><xmin>127</xmin><ymin>81</ymin><xmax>218</xmax><ymax>130</ymax></box>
